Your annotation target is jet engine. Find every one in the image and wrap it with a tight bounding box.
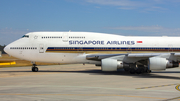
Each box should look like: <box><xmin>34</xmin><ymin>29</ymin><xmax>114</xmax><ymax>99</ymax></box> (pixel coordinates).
<box><xmin>148</xmin><ymin>57</ymin><xmax>179</xmax><ymax>70</ymax></box>
<box><xmin>101</xmin><ymin>58</ymin><xmax>124</xmax><ymax>71</ymax></box>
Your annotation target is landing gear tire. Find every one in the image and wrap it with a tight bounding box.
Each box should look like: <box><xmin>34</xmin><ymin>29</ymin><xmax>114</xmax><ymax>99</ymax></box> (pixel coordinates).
<box><xmin>130</xmin><ymin>69</ymin><xmax>136</xmax><ymax>74</ymax></box>
<box><xmin>146</xmin><ymin>70</ymin><xmax>151</xmax><ymax>73</ymax></box>
<box><xmin>32</xmin><ymin>67</ymin><xmax>38</xmax><ymax>72</ymax></box>
<box><xmin>124</xmin><ymin>67</ymin><xmax>130</xmax><ymax>72</ymax></box>
<box><xmin>136</xmin><ymin>69</ymin><xmax>142</xmax><ymax>74</ymax></box>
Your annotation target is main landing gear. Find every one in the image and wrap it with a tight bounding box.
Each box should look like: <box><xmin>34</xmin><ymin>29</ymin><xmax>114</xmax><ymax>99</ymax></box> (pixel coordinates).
<box><xmin>124</xmin><ymin>65</ymin><xmax>151</xmax><ymax>74</ymax></box>
<box><xmin>32</xmin><ymin>64</ymin><xmax>38</xmax><ymax>72</ymax></box>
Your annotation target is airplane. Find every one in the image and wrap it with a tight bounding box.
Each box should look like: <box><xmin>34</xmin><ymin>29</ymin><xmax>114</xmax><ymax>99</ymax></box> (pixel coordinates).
<box><xmin>4</xmin><ymin>32</ymin><xmax>180</xmax><ymax>74</ymax></box>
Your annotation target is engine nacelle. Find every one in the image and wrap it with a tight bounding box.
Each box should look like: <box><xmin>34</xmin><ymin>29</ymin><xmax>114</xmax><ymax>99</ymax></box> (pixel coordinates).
<box><xmin>101</xmin><ymin>58</ymin><xmax>124</xmax><ymax>71</ymax></box>
<box><xmin>166</xmin><ymin>61</ymin><xmax>179</xmax><ymax>68</ymax></box>
<box><xmin>148</xmin><ymin>57</ymin><xmax>179</xmax><ymax>70</ymax></box>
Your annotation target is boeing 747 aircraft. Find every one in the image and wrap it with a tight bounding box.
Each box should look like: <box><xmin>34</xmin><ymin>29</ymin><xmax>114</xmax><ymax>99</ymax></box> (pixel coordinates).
<box><xmin>4</xmin><ymin>32</ymin><xmax>180</xmax><ymax>73</ymax></box>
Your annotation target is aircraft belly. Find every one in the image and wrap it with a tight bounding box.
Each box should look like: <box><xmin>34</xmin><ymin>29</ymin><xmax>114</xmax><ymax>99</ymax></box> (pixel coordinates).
<box><xmin>32</xmin><ymin>53</ymin><xmax>87</xmax><ymax>64</ymax></box>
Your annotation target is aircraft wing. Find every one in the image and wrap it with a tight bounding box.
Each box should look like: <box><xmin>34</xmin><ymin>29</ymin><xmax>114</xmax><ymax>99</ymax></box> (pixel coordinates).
<box><xmin>86</xmin><ymin>53</ymin><xmax>180</xmax><ymax>62</ymax></box>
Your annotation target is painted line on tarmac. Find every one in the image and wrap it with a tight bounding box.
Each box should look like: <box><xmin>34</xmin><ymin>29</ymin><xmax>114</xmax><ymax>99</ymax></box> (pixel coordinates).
<box><xmin>0</xmin><ymin>93</ymin><xmax>177</xmax><ymax>100</ymax></box>
<box><xmin>136</xmin><ymin>84</ymin><xmax>179</xmax><ymax>89</ymax></box>
<box><xmin>163</xmin><ymin>96</ymin><xmax>180</xmax><ymax>101</ymax></box>
<box><xmin>176</xmin><ymin>84</ymin><xmax>180</xmax><ymax>91</ymax></box>
<box><xmin>0</xmin><ymin>85</ymin><xmax>178</xmax><ymax>93</ymax></box>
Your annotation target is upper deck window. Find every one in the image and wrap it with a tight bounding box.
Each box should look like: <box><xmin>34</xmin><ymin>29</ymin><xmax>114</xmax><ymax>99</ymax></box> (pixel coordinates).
<box><xmin>22</xmin><ymin>35</ymin><xmax>29</xmax><ymax>38</ymax></box>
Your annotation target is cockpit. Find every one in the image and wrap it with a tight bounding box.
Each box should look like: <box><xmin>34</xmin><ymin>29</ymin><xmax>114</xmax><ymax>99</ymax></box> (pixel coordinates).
<box><xmin>22</xmin><ymin>35</ymin><xmax>29</xmax><ymax>38</ymax></box>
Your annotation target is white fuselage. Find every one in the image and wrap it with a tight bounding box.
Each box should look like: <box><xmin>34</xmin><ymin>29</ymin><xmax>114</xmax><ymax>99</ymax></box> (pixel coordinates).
<box><xmin>4</xmin><ymin>32</ymin><xmax>180</xmax><ymax>65</ymax></box>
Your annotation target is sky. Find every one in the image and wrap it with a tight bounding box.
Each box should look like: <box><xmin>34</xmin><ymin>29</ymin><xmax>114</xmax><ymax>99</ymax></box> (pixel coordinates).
<box><xmin>1</xmin><ymin>0</ymin><xmax>180</xmax><ymax>45</ymax></box>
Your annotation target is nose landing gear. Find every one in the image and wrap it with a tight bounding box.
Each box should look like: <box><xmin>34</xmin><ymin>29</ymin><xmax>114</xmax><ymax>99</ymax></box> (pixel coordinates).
<box><xmin>32</xmin><ymin>64</ymin><xmax>38</xmax><ymax>72</ymax></box>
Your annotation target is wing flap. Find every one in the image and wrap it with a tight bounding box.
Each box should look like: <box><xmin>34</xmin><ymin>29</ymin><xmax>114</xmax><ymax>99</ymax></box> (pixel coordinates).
<box><xmin>127</xmin><ymin>53</ymin><xmax>160</xmax><ymax>57</ymax></box>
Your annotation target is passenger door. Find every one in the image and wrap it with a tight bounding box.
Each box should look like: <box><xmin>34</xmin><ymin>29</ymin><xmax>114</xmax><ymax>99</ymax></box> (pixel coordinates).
<box><xmin>39</xmin><ymin>44</ymin><xmax>44</xmax><ymax>53</ymax></box>
<box><xmin>168</xmin><ymin>44</ymin><xmax>173</xmax><ymax>52</ymax></box>
<box><xmin>126</xmin><ymin>45</ymin><xmax>132</xmax><ymax>53</ymax></box>
<box><xmin>62</xmin><ymin>32</ymin><xmax>68</xmax><ymax>42</ymax></box>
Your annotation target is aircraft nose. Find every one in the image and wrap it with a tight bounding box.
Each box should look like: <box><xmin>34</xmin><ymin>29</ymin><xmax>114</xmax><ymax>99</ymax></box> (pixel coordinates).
<box><xmin>4</xmin><ymin>45</ymin><xmax>10</xmax><ymax>54</ymax></box>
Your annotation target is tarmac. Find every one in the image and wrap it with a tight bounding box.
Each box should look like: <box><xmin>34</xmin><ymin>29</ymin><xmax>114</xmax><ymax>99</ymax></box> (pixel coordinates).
<box><xmin>0</xmin><ymin>64</ymin><xmax>180</xmax><ymax>101</ymax></box>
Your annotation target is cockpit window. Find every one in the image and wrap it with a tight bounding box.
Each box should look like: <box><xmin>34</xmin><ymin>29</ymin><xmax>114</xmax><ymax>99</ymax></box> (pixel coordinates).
<box><xmin>22</xmin><ymin>35</ymin><xmax>29</xmax><ymax>38</ymax></box>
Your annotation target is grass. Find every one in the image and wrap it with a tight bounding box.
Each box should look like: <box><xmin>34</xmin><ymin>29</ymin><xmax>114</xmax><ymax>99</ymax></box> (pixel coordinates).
<box><xmin>0</xmin><ymin>54</ymin><xmax>59</xmax><ymax>67</ymax></box>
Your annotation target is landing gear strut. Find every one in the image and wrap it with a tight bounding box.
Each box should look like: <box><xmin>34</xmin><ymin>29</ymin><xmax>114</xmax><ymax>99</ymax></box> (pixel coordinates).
<box><xmin>32</xmin><ymin>64</ymin><xmax>38</xmax><ymax>72</ymax></box>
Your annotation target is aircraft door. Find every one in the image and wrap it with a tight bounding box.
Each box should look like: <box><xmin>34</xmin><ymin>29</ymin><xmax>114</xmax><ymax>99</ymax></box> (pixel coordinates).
<box><xmin>62</xmin><ymin>32</ymin><xmax>68</xmax><ymax>42</ymax></box>
<box><xmin>168</xmin><ymin>44</ymin><xmax>173</xmax><ymax>52</ymax></box>
<box><xmin>126</xmin><ymin>45</ymin><xmax>132</xmax><ymax>53</ymax></box>
<box><xmin>77</xmin><ymin>42</ymin><xmax>84</xmax><ymax>54</ymax></box>
<box><xmin>77</xmin><ymin>47</ymin><xmax>83</xmax><ymax>53</ymax></box>
<box><xmin>39</xmin><ymin>44</ymin><xmax>44</xmax><ymax>53</ymax></box>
